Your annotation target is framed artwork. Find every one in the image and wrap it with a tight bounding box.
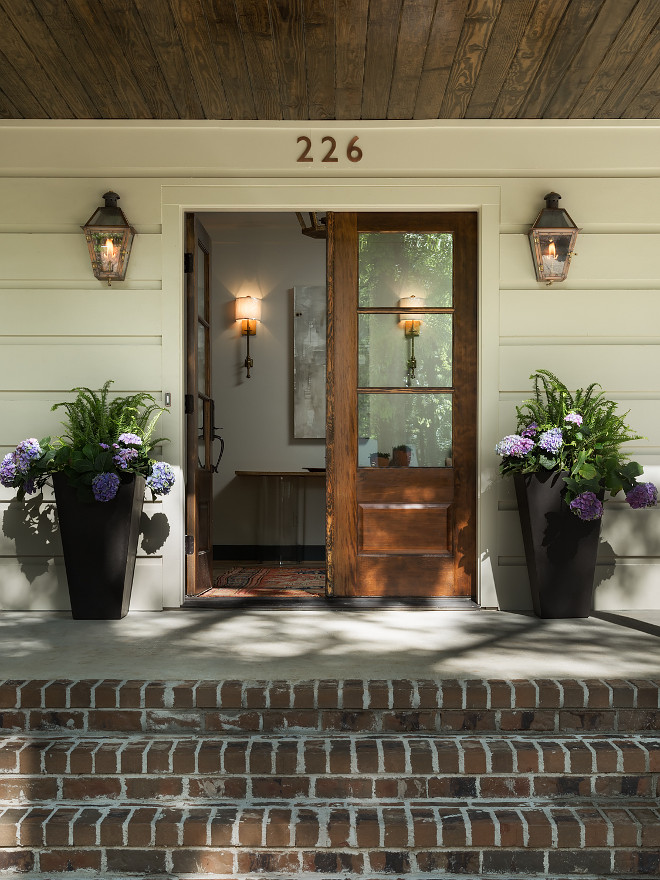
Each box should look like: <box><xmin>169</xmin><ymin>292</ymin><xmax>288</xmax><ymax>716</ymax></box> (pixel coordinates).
<box><xmin>293</xmin><ymin>285</ymin><xmax>326</xmax><ymax>439</ymax></box>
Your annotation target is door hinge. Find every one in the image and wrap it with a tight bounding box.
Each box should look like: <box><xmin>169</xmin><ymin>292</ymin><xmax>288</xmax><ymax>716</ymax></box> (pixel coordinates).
<box><xmin>184</xmin><ymin>393</ymin><xmax>194</xmax><ymax>414</ymax></box>
<box><xmin>185</xmin><ymin>534</ymin><xmax>194</xmax><ymax>555</ymax></box>
<box><xmin>184</xmin><ymin>252</ymin><xmax>194</xmax><ymax>273</ymax></box>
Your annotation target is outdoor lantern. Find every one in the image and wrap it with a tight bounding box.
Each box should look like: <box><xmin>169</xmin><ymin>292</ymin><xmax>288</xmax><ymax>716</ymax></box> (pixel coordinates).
<box><xmin>529</xmin><ymin>192</ymin><xmax>580</xmax><ymax>284</ymax></box>
<box><xmin>82</xmin><ymin>191</ymin><xmax>136</xmax><ymax>285</ymax></box>
<box><xmin>235</xmin><ymin>296</ymin><xmax>262</xmax><ymax>378</ymax></box>
<box><xmin>398</xmin><ymin>294</ymin><xmax>424</xmax><ymax>387</ymax></box>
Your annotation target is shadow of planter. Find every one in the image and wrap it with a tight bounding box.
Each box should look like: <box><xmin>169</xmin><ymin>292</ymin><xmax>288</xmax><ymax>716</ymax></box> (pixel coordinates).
<box><xmin>514</xmin><ymin>470</ymin><xmax>601</xmax><ymax>618</ymax></box>
<box><xmin>53</xmin><ymin>473</ymin><xmax>145</xmax><ymax>619</ymax></box>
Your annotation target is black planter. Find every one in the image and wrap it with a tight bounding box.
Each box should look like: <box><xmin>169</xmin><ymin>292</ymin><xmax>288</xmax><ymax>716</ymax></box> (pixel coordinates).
<box><xmin>53</xmin><ymin>472</ymin><xmax>145</xmax><ymax>619</ymax></box>
<box><xmin>513</xmin><ymin>470</ymin><xmax>602</xmax><ymax>619</ymax></box>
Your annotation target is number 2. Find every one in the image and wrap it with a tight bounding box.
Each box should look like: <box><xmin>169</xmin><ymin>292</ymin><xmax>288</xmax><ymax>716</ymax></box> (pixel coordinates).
<box><xmin>321</xmin><ymin>136</ymin><xmax>338</xmax><ymax>162</ymax></box>
<box><xmin>296</xmin><ymin>136</ymin><xmax>313</xmax><ymax>162</ymax></box>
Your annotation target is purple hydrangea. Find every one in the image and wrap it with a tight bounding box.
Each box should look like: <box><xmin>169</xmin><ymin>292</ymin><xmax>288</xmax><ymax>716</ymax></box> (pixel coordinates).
<box><xmin>495</xmin><ymin>434</ymin><xmax>535</xmax><ymax>458</ymax></box>
<box><xmin>118</xmin><ymin>432</ymin><xmax>142</xmax><ymax>447</ymax></box>
<box><xmin>99</xmin><ymin>443</ymin><xmax>110</xmax><ymax>450</ymax></box>
<box><xmin>538</xmin><ymin>428</ymin><xmax>563</xmax><ymax>454</ymax></box>
<box><xmin>564</xmin><ymin>412</ymin><xmax>583</xmax><ymax>427</ymax></box>
<box><xmin>520</xmin><ymin>423</ymin><xmax>538</xmax><ymax>438</ymax></box>
<box><xmin>625</xmin><ymin>482</ymin><xmax>658</xmax><ymax>510</ymax></box>
<box><xmin>113</xmin><ymin>447</ymin><xmax>139</xmax><ymax>470</ymax></box>
<box><xmin>14</xmin><ymin>438</ymin><xmax>43</xmax><ymax>472</ymax></box>
<box><xmin>146</xmin><ymin>461</ymin><xmax>176</xmax><ymax>496</ymax></box>
<box><xmin>22</xmin><ymin>479</ymin><xmax>36</xmax><ymax>495</ymax></box>
<box><xmin>0</xmin><ymin>453</ymin><xmax>18</xmax><ymax>487</ymax></box>
<box><xmin>569</xmin><ymin>491</ymin><xmax>603</xmax><ymax>521</ymax></box>
<box><xmin>92</xmin><ymin>472</ymin><xmax>120</xmax><ymax>502</ymax></box>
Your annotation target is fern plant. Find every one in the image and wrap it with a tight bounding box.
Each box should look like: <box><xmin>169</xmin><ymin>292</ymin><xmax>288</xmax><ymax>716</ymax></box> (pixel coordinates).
<box><xmin>0</xmin><ymin>381</ymin><xmax>175</xmax><ymax>503</ymax></box>
<box><xmin>496</xmin><ymin>370</ymin><xmax>657</xmax><ymax>520</ymax></box>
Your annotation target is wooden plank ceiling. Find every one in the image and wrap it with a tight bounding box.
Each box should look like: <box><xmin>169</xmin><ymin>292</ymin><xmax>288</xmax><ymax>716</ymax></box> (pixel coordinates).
<box><xmin>0</xmin><ymin>0</ymin><xmax>659</xmax><ymax>121</ymax></box>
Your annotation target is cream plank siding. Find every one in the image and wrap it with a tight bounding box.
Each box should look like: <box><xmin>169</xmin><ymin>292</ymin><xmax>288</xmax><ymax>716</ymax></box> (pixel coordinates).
<box><xmin>0</xmin><ymin>557</ymin><xmax>163</xmax><ymax>611</ymax></box>
<box><xmin>501</xmin><ymin>234</ymin><xmax>660</xmax><ymax>288</ymax></box>
<box><xmin>501</xmin><ymin>289</ymin><xmax>660</xmax><ymax>337</ymax></box>
<box><xmin>0</xmin><ymin>233</ymin><xmax>161</xmax><ymax>283</ymax></box>
<box><xmin>0</xmin><ymin>290</ymin><xmax>162</xmax><ymax>335</ymax></box>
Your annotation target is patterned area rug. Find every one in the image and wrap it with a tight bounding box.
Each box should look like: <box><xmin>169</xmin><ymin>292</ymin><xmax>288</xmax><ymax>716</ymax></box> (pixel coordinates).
<box><xmin>196</xmin><ymin>566</ymin><xmax>325</xmax><ymax>598</ymax></box>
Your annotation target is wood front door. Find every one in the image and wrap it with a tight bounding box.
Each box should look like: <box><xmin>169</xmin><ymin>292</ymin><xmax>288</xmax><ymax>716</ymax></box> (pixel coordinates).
<box><xmin>185</xmin><ymin>214</ymin><xmax>214</xmax><ymax>596</ymax></box>
<box><xmin>326</xmin><ymin>212</ymin><xmax>477</xmax><ymax>599</ymax></box>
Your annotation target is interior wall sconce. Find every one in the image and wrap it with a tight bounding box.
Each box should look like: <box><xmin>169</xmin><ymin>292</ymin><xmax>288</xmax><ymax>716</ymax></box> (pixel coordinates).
<box><xmin>529</xmin><ymin>192</ymin><xmax>581</xmax><ymax>285</ymax></box>
<box><xmin>81</xmin><ymin>191</ymin><xmax>136</xmax><ymax>285</ymax></box>
<box><xmin>235</xmin><ymin>296</ymin><xmax>261</xmax><ymax>378</ymax></box>
<box><xmin>296</xmin><ymin>212</ymin><xmax>327</xmax><ymax>239</ymax></box>
<box><xmin>398</xmin><ymin>294</ymin><xmax>424</xmax><ymax>387</ymax></box>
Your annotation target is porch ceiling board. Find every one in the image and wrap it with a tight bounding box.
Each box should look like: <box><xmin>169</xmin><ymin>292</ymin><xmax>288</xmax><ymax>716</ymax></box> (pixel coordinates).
<box><xmin>0</xmin><ymin>0</ymin><xmax>658</xmax><ymax>120</ymax></box>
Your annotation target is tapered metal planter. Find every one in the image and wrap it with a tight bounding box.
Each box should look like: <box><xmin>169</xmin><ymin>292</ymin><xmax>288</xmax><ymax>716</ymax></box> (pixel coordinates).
<box><xmin>513</xmin><ymin>470</ymin><xmax>601</xmax><ymax>619</ymax></box>
<box><xmin>53</xmin><ymin>473</ymin><xmax>145</xmax><ymax>619</ymax></box>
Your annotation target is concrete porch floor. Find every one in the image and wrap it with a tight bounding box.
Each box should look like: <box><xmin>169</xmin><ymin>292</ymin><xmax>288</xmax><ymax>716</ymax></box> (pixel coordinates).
<box><xmin>1</xmin><ymin>608</ymin><xmax>659</xmax><ymax>681</ymax></box>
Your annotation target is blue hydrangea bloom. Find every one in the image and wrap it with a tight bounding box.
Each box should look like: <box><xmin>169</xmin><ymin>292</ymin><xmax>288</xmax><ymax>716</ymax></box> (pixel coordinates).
<box><xmin>147</xmin><ymin>461</ymin><xmax>176</xmax><ymax>496</ymax></box>
<box><xmin>625</xmin><ymin>482</ymin><xmax>658</xmax><ymax>510</ymax></box>
<box><xmin>0</xmin><ymin>453</ymin><xmax>17</xmax><ymax>487</ymax></box>
<box><xmin>495</xmin><ymin>435</ymin><xmax>535</xmax><ymax>458</ymax></box>
<box><xmin>113</xmin><ymin>448</ymin><xmax>139</xmax><ymax>470</ymax></box>
<box><xmin>520</xmin><ymin>422</ymin><xmax>538</xmax><ymax>438</ymax></box>
<box><xmin>14</xmin><ymin>438</ymin><xmax>43</xmax><ymax>472</ymax></box>
<box><xmin>118</xmin><ymin>432</ymin><xmax>142</xmax><ymax>446</ymax></box>
<box><xmin>538</xmin><ymin>428</ymin><xmax>563</xmax><ymax>454</ymax></box>
<box><xmin>564</xmin><ymin>412</ymin><xmax>583</xmax><ymax>426</ymax></box>
<box><xmin>92</xmin><ymin>472</ymin><xmax>120</xmax><ymax>502</ymax></box>
<box><xmin>569</xmin><ymin>491</ymin><xmax>603</xmax><ymax>521</ymax></box>
<box><xmin>99</xmin><ymin>443</ymin><xmax>110</xmax><ymax>450</ymax></box>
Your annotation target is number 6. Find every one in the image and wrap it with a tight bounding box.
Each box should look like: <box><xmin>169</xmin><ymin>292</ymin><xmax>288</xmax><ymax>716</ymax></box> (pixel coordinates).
<box><xmin>347</xmin><ymin>136</ymin><xmax>363</xmax><ymax>162</ymax></box>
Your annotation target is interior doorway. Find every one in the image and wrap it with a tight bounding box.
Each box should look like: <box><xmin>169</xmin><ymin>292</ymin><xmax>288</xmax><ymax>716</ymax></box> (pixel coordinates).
<box><xmin>183</xmin><ymin>210</ymin><xmax>478</xmax><ymax>604</ymax></box>
<box><xmin>184</xmin><ymin>212</ymin><xmax>327</xmax><ymax>602</ymax></box>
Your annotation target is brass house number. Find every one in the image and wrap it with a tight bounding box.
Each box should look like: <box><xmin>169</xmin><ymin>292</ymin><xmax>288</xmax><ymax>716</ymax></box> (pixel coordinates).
<box><xmin>296</xmin><ymin>135</ymin><xmax>363</xmax><ymax>163</ymax></box>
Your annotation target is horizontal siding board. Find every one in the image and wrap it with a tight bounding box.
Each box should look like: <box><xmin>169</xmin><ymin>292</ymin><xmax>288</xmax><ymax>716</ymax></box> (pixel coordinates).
<box><xmin>0</xmin><ymin>289</ymin><xmax>162</xmax><ymax>335</ymax></box>
<box><xmin>0</xmin><ymin>556</ymin><xmax>163</xmax><ymax>611</ymax></box>
<box><xmin>501</xmin><ymin>289</ymin><xmax>660</xmax><ymax>337</ymax></box>
<box><xmin>0</xmin><ymin>233</ymin><xmax>161</xmax><ymax>282</ymax></box>
<box><xmin>498</xmin><ymin>177</ymin><xmax>660</xmax><ymax>229</ymax></box>
<box><xmin>0</xmin><ymin>343</ymin><xmax>162</xmax><ymax>390</ymax></box>
<box><xmin>0</xmin><ymin>178</ymin><xmax>164</xmax><ymax>230</ymax></box>
<box><xmin>498</xmin><ymin>398</ymin><xmax>660</xmax><ymax>449</ymax></box>
<box><xmin>500</xmin><ymin>345</ymin><xmax>660</xmax><ymax>393</ymax></box>
<box><xmin>500</xmin><ymin>233</ymin><xmax>660</xmax><ymax>288</ymax></box>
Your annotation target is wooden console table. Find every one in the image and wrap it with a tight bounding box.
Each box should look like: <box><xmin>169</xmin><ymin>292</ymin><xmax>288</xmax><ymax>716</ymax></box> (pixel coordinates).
<box><xmin>235</xmin><ymin>470</ymin><xmax>325</xmax><ymax>562</ymax></box>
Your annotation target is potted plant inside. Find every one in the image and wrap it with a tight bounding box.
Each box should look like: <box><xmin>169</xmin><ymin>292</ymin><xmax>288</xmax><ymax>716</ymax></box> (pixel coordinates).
<box><xmin>0</xmin><ymin>380</ymin><xmax>175</xmax><ymax>619</ymax></box>
<box><xmin>496</xmin><ymin>370</ymin><xmax>657</xmax><ymax>618</ymax></box>
<box><xmin>392</xmin><ymin>444</ymin><xmax>412</xmax><ymax>467</ymax></box>
<box><xmin>370</xmin><ymin>451</ymin><xmax>391</xmax><ymax>468</ymax></box>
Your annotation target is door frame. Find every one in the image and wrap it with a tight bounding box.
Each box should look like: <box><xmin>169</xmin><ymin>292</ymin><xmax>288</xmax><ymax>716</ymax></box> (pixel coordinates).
<box><xmin>160</xmin><ymin>180</ymin><xmax>500</xmax><ymax>610</ymax></box>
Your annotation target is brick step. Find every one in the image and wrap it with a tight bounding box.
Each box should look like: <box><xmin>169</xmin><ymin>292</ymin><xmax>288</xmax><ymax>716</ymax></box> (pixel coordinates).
<box><xmin>2</xmin><ymin>678</ymin><xmax>659</xmax><ymax>732</ymax></box>
<box><xmin>1</xmin><ymin>734</ymin><xmax>658</xmax><ymax>804</ymax></box>
<box><xmin>1</xmin><ymin>803</ymin><xmax>659</xmax><ymax>877</ymax></box>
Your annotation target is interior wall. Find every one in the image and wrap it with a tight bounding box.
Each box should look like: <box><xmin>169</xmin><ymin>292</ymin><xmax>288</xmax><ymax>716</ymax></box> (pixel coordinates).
<box><xmin>202</xmin><ymin>213</ymin><xmax>326</xmax><ymax>551</ymax></box>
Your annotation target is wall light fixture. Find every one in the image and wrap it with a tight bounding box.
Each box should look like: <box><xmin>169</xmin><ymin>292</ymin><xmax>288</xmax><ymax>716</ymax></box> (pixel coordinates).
<box><xmin>82</xmin><ymin>191</ymin><xmax>136</xmax><ymax>285</ymax></box>
<box><xmin>529</xmin><ymin>192</ymin><xmax>580</xmax><ymax>285</ymax></box>
<box><xmin>235</xmin><ymin>296</ymin><xmax>262</xmax><ymax>378</ymax></box>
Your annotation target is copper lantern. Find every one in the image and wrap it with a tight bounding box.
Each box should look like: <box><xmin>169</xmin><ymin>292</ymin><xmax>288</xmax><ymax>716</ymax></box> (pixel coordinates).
<box><xmin>528</xmin><ymin>192</ymin><xmax>580</xmax><ymax>284</ymax></box>
<box><xmin>82</xmin><ymin>191</ymin><xmax>136</xmax><ymax>284</ymax></box>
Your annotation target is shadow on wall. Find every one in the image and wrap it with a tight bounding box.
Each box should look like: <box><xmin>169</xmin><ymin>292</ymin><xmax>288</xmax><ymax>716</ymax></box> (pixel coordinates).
<box><xmin>2</xmin><ymin>495</ymin><xmax>170</xmax><ymax>584</ymax></box>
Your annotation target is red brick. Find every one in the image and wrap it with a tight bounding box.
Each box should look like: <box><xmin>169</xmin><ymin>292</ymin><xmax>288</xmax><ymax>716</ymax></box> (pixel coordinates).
<box><xmin>552</xmin><ymin>808</ymin><xmax>582</xmax><ymax>846</ymax></box>
<box><xmin>71</xmin><ymin>808</ymin><xmax>104</xmax><ymax>846</ymax></box>
<box><xmin>441</xmin><ymin>710</ymin><xmax>496</xmax><ymax>731</ymax></box>
<box><xmin>94</xmin><ymin>742</ymin><xmax>120</xmax><ymax>773</ymax></box>
<box><xmin>43</xmin><ymin>682</ymin><xmax>68</xmax><ymax>708</ymax></box>
<box><xmin>294</xmin><ymin>809</ymin><xmax>319</xmax><ymax>847</ymax></box>
<box><xmin>93</xmin><ymin>681</ymin><xmax>122</xmax><ymax>708</ymax></box>
<box><xmin>143</xmin><ymin>740</ymin><xmax>170</xmax><ymax>772</ymax></box>
<box><xmin>367</xmin><ymin>680</ymin><xmax>390</xmax><ymax>709</ymax></box>
<box><xmin>0</xmin><ymin>683</ymin><xmax>19</xmax><ymax>708</ymax></box>
<box><xmin>39</xmin><ymin>849</ymin><xmax>101</xmax><ymax>873</ymax></box>
<box><xmin>99</xmin><ymin>808</ymin><xmax>132</xmax><ymax>846</ymax></box>
<box><xmin>583</xmin><ymin>679</ymin><xmax>612</xmax><ymax>708</ymax></box>
<box><xmin>67</xmin><ymin>681</ymin><xmax>94</xmax><ymax>707</ymax></box>
<box><xmin>126</xmin><ymin>807</ymin><xmax>158</xmax><ymax>846</ymax></box>
<box><xmin>182</xmin><ymin>810</ymin><xmax>210</xmax><ymax>846</ymax></box>
<box><xmin>328</xmin><ymin>739</ymin><xmax>352</xmax><ymax>773</ymax></box>
<box><xmin>251</xmin><ymin>776</ymin><xmax>309</xmax><ymax>799</ymax></box>
<box><xmin>267</xmin><ymin>682</ymin><xmax>291</xmax><ymax>708</ymax></box>
<box><xmin>321</xmin><ymin>709</ymin><xmax>375</xmax><ymax>731</ymax></box>
<box><xmin>301</xmin><ymin>850</ymin><xmax>364</xmax><ymax>874</ymax></box>
<box><xmin>590</xmin><ymin>740</ymin><xmax>618</xmax><ymax>772</ymax></box>
<box><xmin>438</xmin><ymin>680</ymin><xmax>463</xmax><ymax>708</ymax></box>
<box><xmin>316</xmin><ymin>680</ymin><xmax>339</xmax><ymax>708</ymax></box>
<box><xmin>237</xmin><ymin>851</ymin><xmax>299</xmax><ymax>873</ymax></box>
<box><xmin>499</xmin><ymin>709</ymin><xmax>555</xmax><ymax>731</ymax></box>
<box><xmin>462</xmin><ymin>740</ymin><xmax>487</xmax><ymax>773</ymax></box>
<box><xmin>62</xmin><ymin>777</ymin><xmax>122</xmax><ymax>800</ymax></box>
<box><xmin>315</xmin><ymin>776</ymin><xmax>373</xmax><ymax>798</ymax></box>
<box><xmin>2</xmin><ymin>776</ymin><xmax>58</xmax><ymax>801</ymax></box>
<box><xmin>292</xmin><ymin>682</ymin><xmax>315</xmax><ymax>708</ymax></box>
<box><xmin>604</xmin><ymin>807</ymin><xmax>640</xmax><ymax>846</ymax></box>
<box><xmin>355</xmin><ymin>809</ymin><xmax>379</xmax><ymax>847</ymax></box>
<box><xmin>479</xmin><ymin>775</ymin><xmax>530</xmax><ymax>798</ymax></box>
<box><xmin>170</xmin><ymin>684</ymin><xmax>194</xmax><ymax>708</ymax></box>
<box><xmin>244</xmin><ymin>684</ymin><xmax>267</xmax><ymax>708</ymax></box>
<box><xmin>118</xmin><ymin>681</ymin><xmax>145</xmax><ymax>708</ymax></box>
<box><xmin>464</xmin><ymin>680</ymin><xmax>489</xmax><ymax>708</ymax></box>
<box><xmin>409</xmin><ymin>738</ymin><xmax>435</xmax><ymax>772</ymax></box>
<box><xmin>631</xmin><ymin>679</ymin><xmax>660</xmax><ymax>708</ymax></box>
<box><xmin>125</xmin><ymin>776</ymin><xmax>183</xmax><ymax>800</ymax></box>
<box><xmin>618</xmin><ymin>709</ymin><xmax>660</xmax><ymax>731</ymax></box>
<box><xmin>560</xmin><ymin>710</ymin><xmax>617</xmax><ymax>731</ymax></box>
<box><xmin>172</xmin><ymin>848</ymin><xmax>233</xmax><ymax>874</ymax></box>
<box><xmin>0</xmin><ymin>808</ymin><xmax>27</xmax><ymax>846</ymax></box>
<box><xmin>205</xmin><ymin>710</ymin><xmax>260</xmax><ymax>732</ymax></box>
<box><xmin>219</xmin><ymin>680</ymin><xmax>243</xmax><ymax>708</ymax></box>
<box><xmin>14</xmin><ymin>807</ymin><xmax>50</xmax><ymax>847</ymax></box>
<box><xmin>264</xmin><ymin>808</ymin><xmax>292</xmax><ymax>846</ymax></box>
<box><xmin>18</xmin><ymin>681</ymin><xmax>48</xmax><ymax>708</ymax></box>
<box><xmin>369</xmin><ymin>850</ymin><xmax>411</xmax><ymax>873</ymax></box>
<box><xmin>383</xmin><ymin>807</ymin><xmax>408</xmax><ymax>847</ymax></box>
<box><xmin>355</xmin><ymin>738</ymin><xmax>379</xmax><ymax>772</ymax></box>
<box><xmin>417</xmin><ymin>850</ymin><xmax>479</xmax><ymax>873</ymax></box>
<box><xmin>154</xmin><ymin>808</ymin><xmax>184</xmax><ymax>846</ymax></box>
<box><xmin>580</xmin><ymin>808</ymin><xmax>609</xmax><ymax>847</ymax></box>
<box><xmin>489</xmin><ymin>680</ymin><xmax>514</xmax><ymax>708</ymax></box>
<box><xmin>44</xmin><ymin>808</ymin><xmax>78</xmax><ymax>846</ymax></box>
<box><xmin>221</xmin><ymin>741</ymin><xmax>248</xmax><ymax>773</ymax></box>
<box><xmin>467</xmin><ymin>808</ymin><xmax>495</xmax><ymax>845</ymax></box>
<box><xmin>435</xmin><ymin>742</ymin><xmax>460</xmax><ymax>772</ymax></box>
<box><xmin>381</xmin><ymin>738</ymin><xmax>405</xmax><ymax>772</ymax></box>
<box><xmin>412</xmin><ymin>808</ymin><xmax>438</xmax><ymax>847</ymax></box>
<box><xmin>343</xmin><ymin>679</ymin><xmax>365</xmax><ymax>709</ymax></box>
<box><xmin>375</xmin><ymin>775</ymin><xmax>427</xmax><ymax>799</ymax></box>
<box><xmin>238</xmin><ymin>809</ymin><xmax>265</xmax><ymax>846</ymax></box>
<box><xmin>327</xmin><ymin>808</ymin><xmax>351</xmax><ymax>847</ymax></box>
<box><xmin>68</xmin><ymin>743</ymin><xmax>95</xmax><ymax>774</ymax></box>
<box><xmin>0</xmin><ymin>849</ymin><xmax>35</xmax><ymax>873</ymax></box>
<box><xmin>29</xmin><ymin>710</ymin><xmax>84</xmax><ymax>730</ymax></box>
<box><xmin>438</xmin><ymin>809</ymin><xmax>467</xmax><ymax>846</ymax></box>
<box><xmin>120</xmin><ymin>742</ymin><xmax>146</xmax><ymax>773</ymax></box>
<box><xmin>511</xmin><ymin>680</ymin><xmax>538</xmax><ymax>708</ymax></box>
<box><xmin>106</xmin><ymin>848</ymin><xmax>166</xmax><ymax>874</ymax></box>
<box><xmin>273</xmin><ymin>739</ymin><xmax>300</xmax><ymax>774</ymax></box>
<box><xmin>619</xmin><ymin>741</ymin><xmax>648</xmax><ymax>772</ymax></box>
<box><xmin>247</xmin><ymin>740</ymin><xmax>272</xmax><ymax>773</ymax></box>
<box><xmin>87</xmin><ymin>709</ymin><xmax>142</xmax><ymax>731</ymax></box>
<box><xmin>428</xmin><ymin>775</ymin><xmax>476</xmax><ymax>799</ymax></box>
<box><xmin>383</xmin><ymin>710</ymin><xmax>437</xmax><ymax>732</ymax></box>
<box><xmin>17</xmin><ymin>742</ymin><xmax>48</xmax><ymax>773</ymax></box>
<box><xmin>209</xmin><ymin>808</ymin><xmax>238</xmax><ymax>846</ymax></box>
<box><xmin>524</xmin><ymin>809</ymin><xmax>553</xmax><ymax>847</ymax></box>
<box><xmin>171</xmin><ymin>741</ymin><xmax>197</xmax><ymax>773</ymax></box>
<box><xmin>565</xmin><ymin>740</ymin><xmax>594</xmax><ymax>772</ymax></box>
<box><xmin>496</xmin><ymin>808</ymin><xmax>525</xmax><ymax>847</ymax></box>
<box><xmin>534</xmin><ymin>775</ymin><xmax>591</xmax><ymax>798</ymax></box>
<box><xmin>195</xmin><ymin>683</ymin><xmax>220</xmax><ymax>707</ymax></box>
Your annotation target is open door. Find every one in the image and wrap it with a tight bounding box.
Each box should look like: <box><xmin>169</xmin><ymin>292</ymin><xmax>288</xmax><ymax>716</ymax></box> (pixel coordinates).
<box><xmin>185</xmin><ymin>214</ymin><xmax>214</xmax><ymax>596</ymax></box>
<box><xmin>326</xmin><ymin>212</ymin><xmax>477</xmax><ymax>599</ymax></box>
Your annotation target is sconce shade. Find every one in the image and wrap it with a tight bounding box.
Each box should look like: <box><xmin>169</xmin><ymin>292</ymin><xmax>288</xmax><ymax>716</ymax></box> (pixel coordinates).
<box><xmin>398</xmin><ymin>294</ymin><xmax>424</xmax><ymax>324</ymax></box>
<box><xmin>81</xmin><ymin>191</ymin><xmax>136</xmax><ymax>284</ymax></box>
<box><xmin>235</xmin><ymin>296</ymin><xmax>262</xmax><ymax>323</ymax></box>
<box><xmin>528</xmin><ymin>192</ymin><xmax>581</xmax><ymax>284</ymax></box>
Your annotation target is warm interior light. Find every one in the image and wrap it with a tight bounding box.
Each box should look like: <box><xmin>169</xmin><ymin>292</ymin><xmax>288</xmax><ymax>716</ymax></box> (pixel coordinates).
<box><xmin>101</xmin><ymin>239</ymin><xmax>116</xmax><ymax>271</ymax></box>
<box><xmin>398</xmin><ymin>294</ymin><xmax>424</xmax><ymax>334</ymax></box>
<box><xmin>547</xmin><ymin>241</ymin><xmax>556</xmax><ymax>258</ymax></box>
<box><xmin>235</xmin><ymin>296</ymin><xmax>261</xmax><ymax>325</ymax></box>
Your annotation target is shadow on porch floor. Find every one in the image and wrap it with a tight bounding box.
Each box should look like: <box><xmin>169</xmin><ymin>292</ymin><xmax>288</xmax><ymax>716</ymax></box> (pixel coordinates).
<box><xmin>0</xmin><ymin>608</ymin><xmax>659</xmax><ymax>681</ymax></box>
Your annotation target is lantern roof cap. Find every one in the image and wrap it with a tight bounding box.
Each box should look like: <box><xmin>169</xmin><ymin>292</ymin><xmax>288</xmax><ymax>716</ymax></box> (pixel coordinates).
<box><xmin>82</xmin><ymin>192</ymin><xmax>135</xmax><ymax>231</ymax></box>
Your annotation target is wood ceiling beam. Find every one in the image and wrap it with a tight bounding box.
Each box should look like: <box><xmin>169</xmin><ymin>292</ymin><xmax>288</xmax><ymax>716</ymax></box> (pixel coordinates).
<box><xmin>304</xmin><ymin>0</ymin><xmax>335</xmax><ymax>120</ymax></box>
<box><xmin>598</xmin><ymin>19</ymin><xmax>660</xmax><ymax>118</ymax></box>
<box><xmin>413</xmin><ymin>0</ymin><xmax>469</xmax><ymax>119</ymax></box>
<box><xmin>335</xmin><ymin>0</ymin><xmax>368</xmax><ymax>120</ymax></box>
<box><xmin>362</xmin><ymin>0</ymin><xmax>404</xmax><ymax>119</ymax></box>
<box><xmin>267</xmin><ymin>0</ymin><xmax>307</xmax><ymax>119</ymax></box>
<box><xmin>388</xmin><ymin>0</ymin><xmax>437</xmax><ymax>120</ymax></box>
<box><xmin>235</xmin><ymin>0</ymin><xmax>283</xmax><ymax>120</ymax></box>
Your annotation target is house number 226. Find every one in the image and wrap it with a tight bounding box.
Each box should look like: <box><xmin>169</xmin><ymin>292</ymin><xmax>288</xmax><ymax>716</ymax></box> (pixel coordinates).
<box><xmin>296</xmin><ymin>135</ymin><xmax>363</xmax><ymax>163</ymax></box>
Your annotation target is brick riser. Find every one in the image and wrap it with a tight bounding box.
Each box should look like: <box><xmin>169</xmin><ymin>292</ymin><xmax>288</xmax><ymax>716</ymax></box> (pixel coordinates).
<box><xmin>1</xmin><ymin>678</ymin><xmax>660</xmax><ymax>879</ymax></box>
